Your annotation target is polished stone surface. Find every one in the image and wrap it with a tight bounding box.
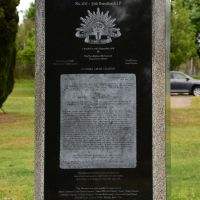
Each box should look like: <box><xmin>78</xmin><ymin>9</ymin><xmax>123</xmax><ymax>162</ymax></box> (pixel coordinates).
<box><xmin>35</xmin><ymin>0</ymin><xmax>169</xmax><ymax>199</ymax></box>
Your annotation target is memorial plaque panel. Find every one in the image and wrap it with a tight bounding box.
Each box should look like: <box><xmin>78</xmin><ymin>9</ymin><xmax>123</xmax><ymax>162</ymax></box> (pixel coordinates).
<box><xmin>60</xmin><ymin>74</ymin><xmax>136</xmax><ymax>169</ymax></box>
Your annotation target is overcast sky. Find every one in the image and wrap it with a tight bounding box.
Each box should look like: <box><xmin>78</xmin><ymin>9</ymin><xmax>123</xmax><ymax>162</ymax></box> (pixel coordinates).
<box><xmin>17</xmin><ymin>0</ymin><xmax>34</xmax><ymax>23</ymax></box>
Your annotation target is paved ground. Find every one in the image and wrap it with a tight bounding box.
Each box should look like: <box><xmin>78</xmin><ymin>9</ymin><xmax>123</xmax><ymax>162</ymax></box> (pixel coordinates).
<box><xmin>171</xmin><ymin>96</ymin><xmax>192</xmax><ymax>108</ymax></box>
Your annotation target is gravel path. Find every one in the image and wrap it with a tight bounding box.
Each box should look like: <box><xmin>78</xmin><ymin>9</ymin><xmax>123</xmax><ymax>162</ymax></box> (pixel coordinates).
<box><xmin>171</xmin><ymin>96</ymin><xmax>192</xmax><ymax>109</ymax></box>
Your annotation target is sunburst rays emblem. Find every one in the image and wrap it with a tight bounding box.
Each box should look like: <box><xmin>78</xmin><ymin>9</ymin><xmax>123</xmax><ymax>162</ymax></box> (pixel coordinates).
<box><xmin>75</xmin><ymin>8</ymin><xmax>121</xmax><ymax>44</ymax></box>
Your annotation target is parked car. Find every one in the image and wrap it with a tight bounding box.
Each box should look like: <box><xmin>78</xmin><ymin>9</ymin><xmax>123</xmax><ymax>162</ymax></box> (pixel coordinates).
<box><xmin>171</xmin><ymin>71</ymin><xmax>200</xmax><ymax>96</ymax></box>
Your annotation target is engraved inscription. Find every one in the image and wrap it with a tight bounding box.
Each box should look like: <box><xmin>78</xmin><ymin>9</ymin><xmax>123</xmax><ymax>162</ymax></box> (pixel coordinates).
<box><xmin>60</xmin><ymin>74</ymin><xmax>136</xmax><ymax>168</ymax></box>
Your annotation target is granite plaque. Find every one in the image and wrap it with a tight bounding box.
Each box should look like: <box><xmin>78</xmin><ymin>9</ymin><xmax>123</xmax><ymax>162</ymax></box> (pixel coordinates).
<box><xmin>60</xmin><ymin>74</ymin><xmax>136</xmax><ymax>169</ymax></box>
<box><xmin>36</xmin><ymin>0</ymin><xmax>168</xmax><ymax>198</ymax></box>
<box><xmin>43</xmin><ymin>0</ymin><xmax>155</xmax><ymax>199</ymax></box>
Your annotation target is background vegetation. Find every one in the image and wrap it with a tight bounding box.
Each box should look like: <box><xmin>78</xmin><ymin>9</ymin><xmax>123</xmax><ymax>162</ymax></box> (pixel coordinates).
<box><xmin>0</xmin><ymin>80</ymin><xmax>34</xmax><ymax>200</ymax></box>
<box><xmin>171</xmin><ymin>97</ymin><xmax>200</xmax><ymax>199</ymax></box>
<box><xmin>171</xmin><ymin>0</ymin><xmax>200</xmax><ymax>73</ymax></box>
<box><xmin>0</xmin><ymin>0</ymin><xmax>19</xmax><ymax>109</ymax></box>
<box><xmin>15</xmin><ymin>2</ymin><xmax>35</xmax><ymax>79</ymax></box>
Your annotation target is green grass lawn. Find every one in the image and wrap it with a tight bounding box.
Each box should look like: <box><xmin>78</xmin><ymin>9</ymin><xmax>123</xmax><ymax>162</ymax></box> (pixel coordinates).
<box><xmin>170</xmin><ymin>97</ymin><xmax>200</xmax><ymax>199</ymax></box>
<box><xmin>0</xmin><ymin>79</ymin><xmax>34</xmax><ymax>200</ymax></box>
<box><xmin>0</xmin><ymin>80</ymin><xmax>200</xmax><ymax>199</ymax></box>
<box><xmin>193</xmin><ymin>75</ymin><xmax>200</xmax><ymax>80</ymax></box>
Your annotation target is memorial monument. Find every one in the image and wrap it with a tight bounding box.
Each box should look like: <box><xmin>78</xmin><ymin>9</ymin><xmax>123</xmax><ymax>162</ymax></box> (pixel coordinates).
<box><xmin>35</xmin><ymin>0</ymin><xmax>170</xmax><ymax>199</ymax></box>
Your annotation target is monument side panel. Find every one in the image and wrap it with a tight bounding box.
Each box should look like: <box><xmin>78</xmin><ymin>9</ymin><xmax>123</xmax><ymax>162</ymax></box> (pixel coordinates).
<box><xmin>152</xmin><ymin>0</ymin><xmax>169</xmax><ymax>199</ymax></box>
<box><xmin>35</xmin><ymin>0</ymin><xmax>45</xmax><ymax>200</ymax></box>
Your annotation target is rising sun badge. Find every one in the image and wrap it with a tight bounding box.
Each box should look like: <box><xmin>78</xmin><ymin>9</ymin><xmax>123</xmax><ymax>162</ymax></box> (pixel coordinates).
<box><xmin>75</xmin><ymin>8</ymin><xmax>121</xmax><ymax>44</ymax></box>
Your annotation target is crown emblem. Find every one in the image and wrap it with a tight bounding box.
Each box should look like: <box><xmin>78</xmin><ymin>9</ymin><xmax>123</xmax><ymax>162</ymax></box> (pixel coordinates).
<box><xmin>75</xmin><ymin>8</ymin><xmax>121</xmax><ymax>44</ymax></box>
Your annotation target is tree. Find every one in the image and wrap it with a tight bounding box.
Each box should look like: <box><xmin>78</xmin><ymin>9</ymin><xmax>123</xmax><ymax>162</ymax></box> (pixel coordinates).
<box><xmin>171</xmin><ymin>0</ymin><xmax>197</xmax><ymax>69</ymax></box>
<box><xmin>184</xmin><ymin>0</ymin><xmax>200</xmax><ymax>56</ymax></box>
<box><xmin>0</xmin><ymin>0</ymin><xmax>19</xmax><ymax>110</ymax></box>
<box><xmin>16</xmin><ymin>2</ymin><xmax>35</xmax><ymax>78</ymax></box>
<box><xmin>25</xmin><ymin>2</ymin><xmax>35</xmax><ymax>21</ymax></box>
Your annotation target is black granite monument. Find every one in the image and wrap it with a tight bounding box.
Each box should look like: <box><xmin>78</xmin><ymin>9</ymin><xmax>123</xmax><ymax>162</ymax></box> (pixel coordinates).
<box><xmin>35</xmin><ymin>0</ymin><xmax>168</xmax><ymax>199</ymax></box>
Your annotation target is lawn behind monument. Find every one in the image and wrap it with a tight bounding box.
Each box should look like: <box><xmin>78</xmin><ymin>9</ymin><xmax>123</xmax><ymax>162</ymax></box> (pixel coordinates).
<box><xmin>0</xmin><ymin>80</ymin><xmax>200</xmax><ymax>199</ymax></box>
<box><xmin>0</xmin><ymin>79</ymin><xmax>34</xmax><ymax>200</ymax></box>
<box><xmin>170</xmin><ymin>97</ymin><xmax>200</xmax><ymax>199</ymax></box>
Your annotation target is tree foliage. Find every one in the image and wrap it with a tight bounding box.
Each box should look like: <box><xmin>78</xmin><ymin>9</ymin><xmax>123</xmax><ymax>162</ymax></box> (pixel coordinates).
<box><xmin>25</xmin><ymin>2</ymin><xmax>35</xmax><ymax>21</ymax></box>
<box><xmin>184</xmin><ymin>0</ymin><xmax>200</xmax><ymax>32</ymax></box>
<box><xmin>170</xmin><ymin>0</ymin><xmax>197</xmax><ymax>69</ymax></box>
<box><xmin>0</xmin><ymin>0</ymin><xmax>19</xmax><ymax>108</ymax></box>
<box><xmin>184</xmin><ymin>0</ymin><xmax>200</xmax><ymax>56</ymax></box>
<box><xmin>16</xmin><ymin>2</ymin><xmax>35</xmax><ymax>77</ymax></box>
